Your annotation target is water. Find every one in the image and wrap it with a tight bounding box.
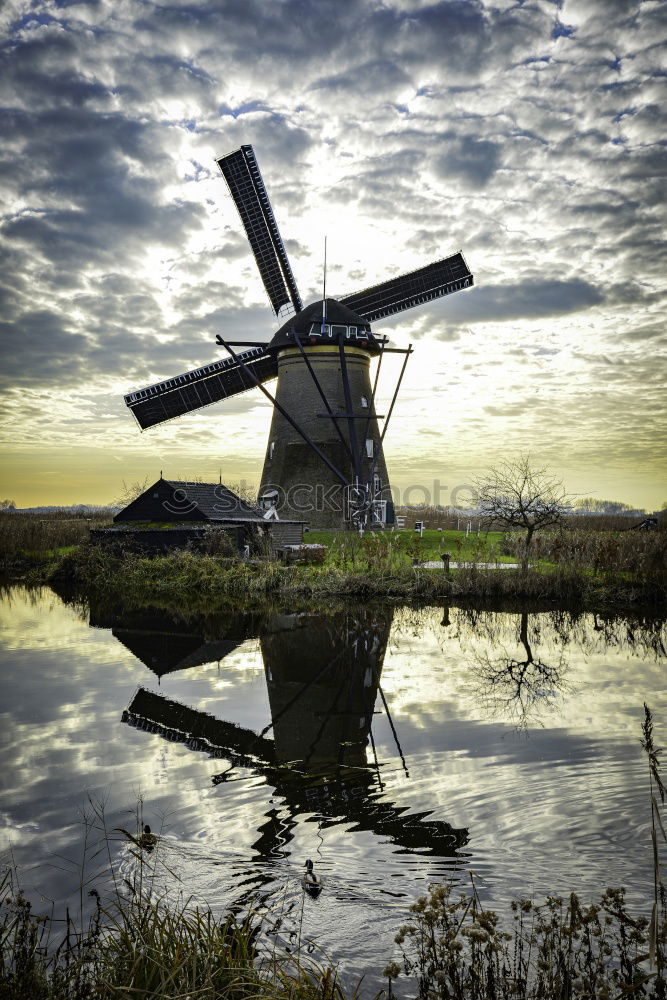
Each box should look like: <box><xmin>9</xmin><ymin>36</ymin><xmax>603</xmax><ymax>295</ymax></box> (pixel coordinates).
<box><xmin>0</xmin><ymin>586</ymin><xmax>665</xmax><ymax>990</ymax></box>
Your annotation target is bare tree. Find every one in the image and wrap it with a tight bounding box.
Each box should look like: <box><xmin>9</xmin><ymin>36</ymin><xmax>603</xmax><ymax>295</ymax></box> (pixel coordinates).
<box><xmin>112</xmin><ymin>477</ymin><xmax>150</xmax><ymax>508</ymax></box>
<box><xmin>474</xmin><ymin>455</ymin><xmax>571</xmax><ymax>571</ymax></box>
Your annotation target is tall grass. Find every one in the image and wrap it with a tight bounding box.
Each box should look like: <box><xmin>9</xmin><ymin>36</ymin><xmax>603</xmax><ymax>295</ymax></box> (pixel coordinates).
<box><xmin>506</xmin><ymin>526</ymin><xmax>667</xmax><ymax>593</ymax></box>
<box><xmin>386</xmin><ymin>881</ymin><xmax>664</xmax><ymax>1000</ymax></box>
<box><xmin>0</xmin><ymin>868</ymin><xmax>352</xmax><ymax>1000</ymax></box>
<box><xmin>641</xmin><ymin>704</ymin><xmax>667</xmax><ymax>976</ymax></box>
<box><xmin>0</xmin><ymin>512</ymin><xmax>112</xmax><ymax>566</ymax></box>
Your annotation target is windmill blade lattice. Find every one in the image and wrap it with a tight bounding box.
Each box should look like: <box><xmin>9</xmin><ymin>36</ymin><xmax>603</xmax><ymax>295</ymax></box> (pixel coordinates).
<box><xmin>217</xmin><ymin>146</ymin><xmax>303</xmax><ymax>317</ymax></box>
<box><xmin>125</xmin><ymin>347</ymin><xmax>277</xmax><ymax>430</ymax></box>
<box><xmin>340</xmin><ymin>252</ymin><xmax>472</xmax><ymax>322</ymax></box>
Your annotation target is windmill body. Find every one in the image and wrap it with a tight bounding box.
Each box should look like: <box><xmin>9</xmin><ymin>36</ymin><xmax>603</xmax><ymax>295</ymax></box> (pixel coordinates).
<box><xmin>260</xmin><ymin>299</ymin><xmax>392</xmax><ymax>527</ymax></box>
<box><xmin>124</xmin><ymin>145</ymin><xmax>473</xmax><ymax>530</ymax></box>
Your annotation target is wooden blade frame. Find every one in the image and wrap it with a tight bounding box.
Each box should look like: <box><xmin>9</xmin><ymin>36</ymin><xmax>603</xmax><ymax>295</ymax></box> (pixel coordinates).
<box><xmin>340</xmin><ymin>252</ymin><xmax>472</xmax><ymax>322</ymax></box>
<box><xmin>217</xmin><ymin>145</ymin><xmax>303</xmax><ymax>316</ymax></box>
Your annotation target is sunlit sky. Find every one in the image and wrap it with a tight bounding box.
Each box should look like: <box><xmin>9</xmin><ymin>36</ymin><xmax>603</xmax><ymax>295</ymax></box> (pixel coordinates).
<box><xmin>1</xmin><ymin>0</ymin><xmax>666</xmax><ymax>509</ymax></box>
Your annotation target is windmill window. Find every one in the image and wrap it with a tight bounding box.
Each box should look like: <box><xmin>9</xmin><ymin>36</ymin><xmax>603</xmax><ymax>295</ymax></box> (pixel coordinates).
<box><xmin>373</xmin><ymin>473</ymin><xmax>381</xmax><ymax>495</ymax></box>
<box><xmin>366</xmin><ymin>438</ymin><xmax>374</xmax><ymax>458</ymax></box>
<box><xmin>269</xmin><ymin>441</ymin><xmax>275</xmax><ymax>460</ymax></box>
<box><xmin>361</xmin><ymin>396</ymin><xmax>368</xmax><ymax>408</ymax></box>
<box><xmin>332</xmin><ymin>324</ymin><xmax>347</xmax><ymax>337</ymax></box>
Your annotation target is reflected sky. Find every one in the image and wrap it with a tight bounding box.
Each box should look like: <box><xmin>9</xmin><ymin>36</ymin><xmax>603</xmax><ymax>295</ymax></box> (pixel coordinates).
<box><xmin>0</xmin><ymin>587</ymin><xmax>665</xmax><ymax>991</ymax></box>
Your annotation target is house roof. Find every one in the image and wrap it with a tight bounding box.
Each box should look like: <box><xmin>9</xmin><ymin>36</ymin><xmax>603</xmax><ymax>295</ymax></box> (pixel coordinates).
<box><xmin>162</xmin><ymin>479</ymin><xmax>262</xmax><ymax>520</ymax></box>
<box><xmin>114</xmin><ymin>478</ymin><xmax>263</xmax><ymax>523</ymax></box>
<box><xmin>114</xmin><ymin>479</ymin><xmax>306</xmax><ymax>524</ymax></box>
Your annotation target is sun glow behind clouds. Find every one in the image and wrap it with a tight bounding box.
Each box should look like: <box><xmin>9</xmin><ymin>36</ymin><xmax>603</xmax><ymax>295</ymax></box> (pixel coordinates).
<box><xmin>0</xmin><ymin>0</ymin><xmax>665</xmax><ymax>507</ymax></box>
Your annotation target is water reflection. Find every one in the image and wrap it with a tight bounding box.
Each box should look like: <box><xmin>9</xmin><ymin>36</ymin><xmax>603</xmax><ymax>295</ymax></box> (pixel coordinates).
<box><xmin>90</xmin><ymin>604</ymin><xmax>267</xmax><ymax>679</ymax></box>
<box><xmin>2</xmin><ymin>588</ymin><xmax>666</xmax><ymax>994</ymax></box>
<box><xmin>430</xmin><ymin>604</ymin><xmax>666</xmax><ymax>730</ymax></box>
<box><xmin>468</xmin><ymin>611</ymin><xmax>568</xmax><ymax>729</ymax></box>
<box><xmin>115</xmin><ymin>604</ymin><xmax>469</xmax><ymax>858</ymax></box>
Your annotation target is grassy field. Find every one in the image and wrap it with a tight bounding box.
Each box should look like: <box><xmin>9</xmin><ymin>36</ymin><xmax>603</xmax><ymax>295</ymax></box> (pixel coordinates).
<box><xmin>1</xmin><ymin>513</ymin><xmax>665</xmax><ymax>609</ymax></box>
<box><xmin>305</xmin><ymin>527</ymin><xmax>513</xmax><ymax>564</ymax></box>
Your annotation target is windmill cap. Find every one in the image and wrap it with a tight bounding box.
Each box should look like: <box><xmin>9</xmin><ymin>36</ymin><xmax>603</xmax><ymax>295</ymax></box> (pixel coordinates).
<box><xmin>268</xmin><ymin>298</ymin><xmax>380</xmax><ymax>353</ymax></box>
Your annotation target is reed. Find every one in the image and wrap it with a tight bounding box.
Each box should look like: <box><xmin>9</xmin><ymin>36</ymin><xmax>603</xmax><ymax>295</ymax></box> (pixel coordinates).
<box><xmin>386</xmin><ymin>880</ymin><xmax>664</xmax><ymax>1000</ymax></box>
<box><xmin>0</xmin><ymin>512</ymin><xmax>112</xmax><ymax>569</ymax></box>
<box><xmin>0</xmin><ymin>865</ymin><xmax>353</xmax><ymax>1000</ymax></box>
<box><xmin>504</xmin><ymin>526</ymin><xmax>667</xmax><ymax>591</ymax></box>
<box><xmin>641</xmin><ymin>704</ymin><xmax>667</xmax><ymax>978</ymax></box>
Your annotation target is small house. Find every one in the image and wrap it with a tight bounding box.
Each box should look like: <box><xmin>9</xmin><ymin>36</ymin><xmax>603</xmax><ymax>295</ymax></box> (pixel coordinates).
<box><xmin>92</xmin><ymin>477</ymin><xmax>305</xmax><ymax>555</ymax></box>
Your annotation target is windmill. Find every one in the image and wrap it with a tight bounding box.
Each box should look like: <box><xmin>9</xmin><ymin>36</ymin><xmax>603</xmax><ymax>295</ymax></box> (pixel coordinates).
<box><xmin>124</xmin><ymin>145</ymin><xmax>473</xmax><ymax>529</ymax></box>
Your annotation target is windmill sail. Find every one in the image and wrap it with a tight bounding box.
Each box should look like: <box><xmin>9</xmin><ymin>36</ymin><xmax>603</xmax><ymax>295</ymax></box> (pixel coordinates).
<box><xmin>217</xmin><ymin>145</ymin><xmax>302</xmax><ymax>316</ymax></box>
<box><xmin>125</xmin><ymin>347</ymin><xmax>277</xmax><ymax>430</ymax></box>
<box><xmin>340</xmin><ymin>252</ymin><xmax>472</xmax><ymax>322</ymax></box>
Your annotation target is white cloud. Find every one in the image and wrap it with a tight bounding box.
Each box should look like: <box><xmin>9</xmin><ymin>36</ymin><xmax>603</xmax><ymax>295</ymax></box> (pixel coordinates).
<box><xmin>0</xmin><ymin>0</ymin><xmax>665</xmax><ymax>507</ymax></box>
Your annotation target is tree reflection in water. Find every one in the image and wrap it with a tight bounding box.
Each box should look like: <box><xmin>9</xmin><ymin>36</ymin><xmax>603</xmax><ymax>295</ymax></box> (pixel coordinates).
<box><xmin>430</xmin><ymin>604</ymin><xmax>666</xmax><ymax>731</ymax></box>
<box><xmin>468</xmin><ymin>610</ymin><xmax>568</xmax><ymax>730</ymax></box>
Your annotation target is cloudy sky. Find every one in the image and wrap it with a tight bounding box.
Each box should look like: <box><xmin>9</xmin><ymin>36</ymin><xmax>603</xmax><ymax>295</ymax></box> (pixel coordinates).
<box><xmin>1</xmin><ymin>0</ymin><xmax>665</xmax><ymax>509</ymax></box>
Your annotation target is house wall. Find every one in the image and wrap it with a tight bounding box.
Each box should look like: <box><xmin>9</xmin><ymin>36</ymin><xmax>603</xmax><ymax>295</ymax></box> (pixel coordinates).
<box><xmin>270</xmin><ymin>522</ymin><xmax>305</xmax><ymax>547</ymax></box>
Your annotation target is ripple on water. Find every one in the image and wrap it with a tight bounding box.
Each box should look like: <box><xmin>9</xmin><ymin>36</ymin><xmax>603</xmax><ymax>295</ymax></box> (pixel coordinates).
<box><xmin>1</xmin><ymin>590</ymin><xmax>665</xmax><ymax>997</ymax></box>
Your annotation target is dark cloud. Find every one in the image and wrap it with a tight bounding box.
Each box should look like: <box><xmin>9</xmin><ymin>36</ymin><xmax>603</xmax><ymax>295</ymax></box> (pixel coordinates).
<box><xmin>311</xmin><ymin>59</ymin><xmax>412</xmax><ymax>97</ymax></box>
<box><xmin>434</xmin><ymin>135</ymin><xmax>501</xmax><ymax>189</ymax></box>
<box><xmin>0</xmin><ymin>0</ymin><xmax>665</xmax><ymax>499</ymax></box>
<box><xmin>429</xmin><ymin>279</ymin><xmax>605</xmax><ymax>329</ymax></box>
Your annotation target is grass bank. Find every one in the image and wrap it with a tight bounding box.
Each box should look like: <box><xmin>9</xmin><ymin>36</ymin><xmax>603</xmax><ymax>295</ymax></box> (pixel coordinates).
<box><xmin>42</xmin><ymin>527</ymin><xmax>666</xmax><ymax>611</ymax></box>
<box><xmin>2</xmin><ymin>517</ymin><xmax>665</xmax><ymax>610</ymax></box>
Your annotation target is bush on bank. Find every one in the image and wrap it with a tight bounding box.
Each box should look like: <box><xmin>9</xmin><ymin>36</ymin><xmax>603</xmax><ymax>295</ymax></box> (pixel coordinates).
<box><xmin>42</xmin><ymin>531</ymin><xmax>666</xmax><ymax>610</ymax></box>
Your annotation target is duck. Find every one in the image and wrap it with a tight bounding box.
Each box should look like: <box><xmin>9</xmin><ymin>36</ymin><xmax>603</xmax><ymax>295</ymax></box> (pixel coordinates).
<box><xmin>302</xmin><ymin>859</ymin><xmax>322</xmax><ymax>896</ymax></box>
<box><xmin>137</xmin><ymin>824</ymin><xmax>158</xmax><ymax>851</ymax></box>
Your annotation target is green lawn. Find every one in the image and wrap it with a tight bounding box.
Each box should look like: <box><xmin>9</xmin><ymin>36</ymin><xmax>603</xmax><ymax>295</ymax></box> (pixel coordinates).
<box><xmin>304</xmin><ymin>527</ymin><xmax>514</xmax><ymax>563</ymax></box>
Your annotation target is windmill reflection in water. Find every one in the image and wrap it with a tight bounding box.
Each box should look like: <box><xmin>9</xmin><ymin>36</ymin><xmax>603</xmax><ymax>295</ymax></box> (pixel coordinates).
<box><xmin>106</xmin><ymin>603</ymin><xmax>469</xmax><ymax>885</ymax></box>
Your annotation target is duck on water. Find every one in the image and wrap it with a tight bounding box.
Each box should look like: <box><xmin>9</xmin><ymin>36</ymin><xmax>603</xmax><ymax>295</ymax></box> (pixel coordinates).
<box><xmin>302</xmin><ymin>859</ymin><xmax>322</xmax><ymax>896</ymax></box>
